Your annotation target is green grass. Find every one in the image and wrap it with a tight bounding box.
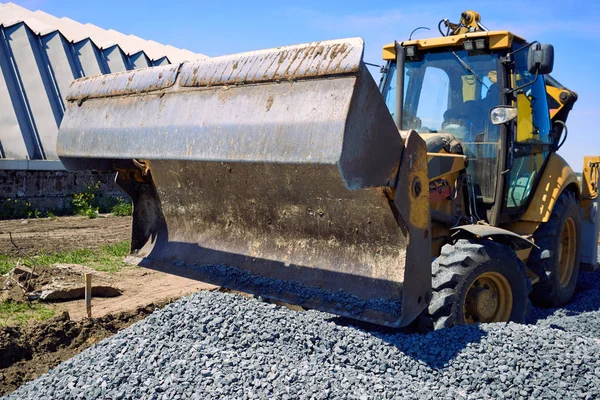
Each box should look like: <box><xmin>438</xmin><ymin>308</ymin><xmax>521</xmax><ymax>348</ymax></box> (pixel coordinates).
<box><xmin>0</xmin><ymin>300</ymin><xmax>56</xmax><ymax>326</ymax></box>
<box><xmin>0</xmin><ymin>255</ymin><xmax>14</xmax><ymax>275</ymax></box>
<box><xmin>0</xmin><ymin>241</ymin><xmax>131</xmax><ymax>275</ymax></box>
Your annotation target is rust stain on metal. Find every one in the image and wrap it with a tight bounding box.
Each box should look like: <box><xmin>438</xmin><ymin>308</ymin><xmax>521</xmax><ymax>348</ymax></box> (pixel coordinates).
<box><xmin>313</xmin><ymin>45</ymin><xmax>325</xmax><ymax>58</ymax></box>
<box><xmin>278</xmin><ymin>51</ymin><xmax>287</xmax><ymax>65</ymax></box>
<box><xmin>265</xmin><ymin>95</ymin><xmax>274</xmax><ymax>111</ymax></box>
<box><xmin>67</xmin><ymin>39</ymin><xmax>362</xmax><ymax>103</ymax></box>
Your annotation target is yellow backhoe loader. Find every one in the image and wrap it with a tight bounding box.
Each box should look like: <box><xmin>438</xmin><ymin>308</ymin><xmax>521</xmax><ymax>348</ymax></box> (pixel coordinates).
<box><xmin>57</xmin><ymin>11</ymin><xmax>599</xmax><ymax>329</ymax></box>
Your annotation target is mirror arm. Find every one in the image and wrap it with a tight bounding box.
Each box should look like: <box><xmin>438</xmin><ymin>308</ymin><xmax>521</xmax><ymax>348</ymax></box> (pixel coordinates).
<box><xmin>508</xmin><ymin>69</ymin><xmax>539</xmax><ymax>94</ymax></box>
<box><xmin>509</xmin><ymin>41</ymin><xmax>538</xmax><ymax>57</ymax></box>
<box><xmin>504</xmin><ymin>40</ymin><xmax>545</xmax><ymax>94</ymax></box>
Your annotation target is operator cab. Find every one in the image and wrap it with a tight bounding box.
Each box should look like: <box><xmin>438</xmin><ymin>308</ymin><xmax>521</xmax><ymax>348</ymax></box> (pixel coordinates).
<box><xmin>379</xmin><ymin>28</ymin><xmax>561</xmax><ymax>224</ymax></box>
<box><xmin>380</xmin><ymin>47</ymin><xmax>502</xmax><ymax>204</ymax></box>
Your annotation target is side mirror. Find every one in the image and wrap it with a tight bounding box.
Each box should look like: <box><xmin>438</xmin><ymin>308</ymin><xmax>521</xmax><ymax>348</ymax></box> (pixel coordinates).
<box><xmin>527</xmin><ymin>43</ymin><xmax>554</xmax><ymax>74</ymax></box>
<box><xmin>490</xmin><ymin>106</ymin><xmax>518</xmax><ymax>125</ymax></box>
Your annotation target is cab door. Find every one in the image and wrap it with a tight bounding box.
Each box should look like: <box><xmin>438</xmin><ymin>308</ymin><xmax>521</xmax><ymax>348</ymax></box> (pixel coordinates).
<box><xmin>504</xmin><ymin>48</ymin><xmax>553</xmax><ymax>211</ymax></box>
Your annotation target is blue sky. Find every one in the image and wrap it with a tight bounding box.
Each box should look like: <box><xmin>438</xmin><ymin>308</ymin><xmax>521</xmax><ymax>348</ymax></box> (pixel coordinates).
<box><xmin>14</xmin><ymin>0</ymin><xmax>599</xmax><ymax>171</ymax></box>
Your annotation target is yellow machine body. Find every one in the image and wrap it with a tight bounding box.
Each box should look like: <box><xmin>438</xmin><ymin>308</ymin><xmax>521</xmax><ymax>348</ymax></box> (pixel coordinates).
<box><xmin>56</xmin><ymin>11</ymin><xmax>597</xmax><ymax>328</ymax></box>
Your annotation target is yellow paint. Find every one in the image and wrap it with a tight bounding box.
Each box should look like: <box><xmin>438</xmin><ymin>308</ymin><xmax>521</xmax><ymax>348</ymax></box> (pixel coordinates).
<box><xmin>520</xmin><ymin>153</ymin><xmax>580</xmax><ymax>223</ymax></box>
<box><xmin>500</xmin><ymin>220</ymin><xmax>540</xmax><ymax>237</ymax></box>
<box><xmin>488</xmin><ymin>33</ymin><xmax>512</xmax><ymax>50</ymax></box>
<box><xmin>401</xmin><ymin>131</ymin><xmax>430</xmax><ymax>231</ymax></box>
<box><xmin>497</xmin><ymin>222</ymin><xmax>537</xmax><ymax>266</ymax></box>
<box><xmin>582</xmin><ymin>156</ymin><xmax>599</xmax><ymax>199</ymax></box>
<box><xmin>382</xmin><ymin>30</ymin><xmax>521</xmax><ymax>60</ymax></box>
<box><xmin>459</xmin><ymin>10</ymin><xmax>481</xmax><ymax>32</ymax></box>
<box><xmin>582</xmin><ymin>155</ymin><xmax>600</xmax><ymax>219</ymax></box>
<box><xmin>464</xmin><ymin>271</ymin><xmax>512</xmax><ymax>324</ymax></box>
<box><xmin>499</xmin><ymin>222</ymin><xmax>536</xmax><ymax>264</ymax></box>
<box><xmin>558</xmin><ymin>217</ymin><xmax>577</xmax><ymax>287</ymax></box>
<box><xmin>546</xmin><ymin>85</ymin><xmax>565</xmax><ymax>119</ymax></box>
<box><xmin>516</xmin><ymin>93</ymin><xmax>534</xmax><ymax>142</ymax></box>
<box><xmin>426</xmin><ymin>153</ymin><xmax>467</xmax><ymax>181</ymax></box>
<box><xmin>515</xmin><ymin>247</ymin><xmax>533</xmax><ymax>263</ymax></box>
<box><xmin>427</xmin><ymin>152</ymin><xmax>466</xmax><ymax>258</ymax></box>
<box><xmin>462</xmin><ymin>75</ymin><xmax>477</xmax><ymax>101</ymax></box>
<box><xmin>382</xmin><ymin>44</ymin><xmax>396</xmax><ymax>61</ymax></box>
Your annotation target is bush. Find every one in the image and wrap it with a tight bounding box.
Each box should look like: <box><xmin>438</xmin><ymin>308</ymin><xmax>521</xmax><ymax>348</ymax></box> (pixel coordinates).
<box><xmin>72</xmin><ymin>182</ymin><xmax>101</xmax><ymax>218</ymax></box>
<box><xmin>0</xmin><ymin>199</ymin><xmax>49</xmax><ymax>220</ymax></box>
<box><xmin>0</xmin><ymin>198</ymin><xmax>32</xmax><ymax>219</ymax></box>
<box><xmin>111</xmin><ymin>197</ymin><xmax>133</xmax><ymax>216</ymax></box>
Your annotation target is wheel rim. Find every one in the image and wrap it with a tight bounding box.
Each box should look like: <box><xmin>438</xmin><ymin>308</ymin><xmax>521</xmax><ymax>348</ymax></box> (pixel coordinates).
<box><xmin>558</xmin><ymin>217</ymin><xmax>577</xmax><ymax>288</ymax></box>
<box><xmin>464</xmin><ymin>272</ymin><xmax>513</xmax><ymax>324</ymax></box>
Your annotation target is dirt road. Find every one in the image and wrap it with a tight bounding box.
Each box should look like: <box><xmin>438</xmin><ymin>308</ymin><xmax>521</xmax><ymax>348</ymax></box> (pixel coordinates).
<box><xmin>0</xmin><ymin>215</ymin><xmax>131</xmax><ymax>257</ymax></box>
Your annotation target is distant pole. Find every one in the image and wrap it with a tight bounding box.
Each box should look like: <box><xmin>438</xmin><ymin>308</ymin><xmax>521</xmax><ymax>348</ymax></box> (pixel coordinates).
<box><xmin>84</xmin><ymin>273</ymin><xmax>92</xmax><ymax>318</ymax></box>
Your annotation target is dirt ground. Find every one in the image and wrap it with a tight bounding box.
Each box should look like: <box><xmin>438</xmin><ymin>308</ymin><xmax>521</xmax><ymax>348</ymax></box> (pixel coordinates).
<box><xmin>0</xmin><ymin>215</ymin><xmax>217</xmax><ymax>396</ymax></box>
<box><xmin>0</xmin><ymin>215</ymin><xmax>131</xmax><ymax>257</ymax></box>
<box><xmin>0</xmin><ymin>303</ymin><xmax>169</xmax><ymax>395</ymax></box>
<box><xmin>61</xmin><ymin>267</ymin><xmax>216</xmax><ymax>320</ymax></box>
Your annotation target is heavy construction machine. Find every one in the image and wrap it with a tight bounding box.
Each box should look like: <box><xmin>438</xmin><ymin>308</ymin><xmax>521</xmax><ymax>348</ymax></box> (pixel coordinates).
<box><xmin>56</xmin><ymin>11</ymin><xmax>599</xmax><ymax>329</ymax></box>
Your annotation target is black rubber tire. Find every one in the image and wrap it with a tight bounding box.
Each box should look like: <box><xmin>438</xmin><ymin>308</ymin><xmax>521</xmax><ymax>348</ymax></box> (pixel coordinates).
<box><xmin>424</xmin><ymin>239</ymin><xmax>532</xmax><ymax>330</ymax></box>
<box><xmin>528</xmin><ymin>190</ymin><xmax>581</xmax><ymax>308</ymax></box>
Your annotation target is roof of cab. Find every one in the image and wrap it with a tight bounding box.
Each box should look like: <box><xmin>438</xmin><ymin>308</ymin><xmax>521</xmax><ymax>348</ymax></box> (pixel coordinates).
<box><xmin>382</xmin><ymin>30</ymin><xmax>526</xmax><ymax>60</ymax></box>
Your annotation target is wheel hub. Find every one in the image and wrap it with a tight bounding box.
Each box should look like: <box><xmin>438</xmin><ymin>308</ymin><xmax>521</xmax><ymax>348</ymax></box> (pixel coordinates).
<box><xmin>464</xmin><ymin>272</ymin><xmax>512</xmax><ymax>324</ymax></box>
<box><xmin>466</xmin><ymin>287</ymin><xmax>498</xmax><ymax>320</ymax></box>
<box><xmin>558</xmin><ymin>217</ymin><xmax>577</xmax><ymax>288</ymax></box>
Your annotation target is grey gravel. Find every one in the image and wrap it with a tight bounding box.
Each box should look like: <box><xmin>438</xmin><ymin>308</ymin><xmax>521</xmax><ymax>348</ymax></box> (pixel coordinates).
<box><xmin>172</xmin><ymin>261</ymin><xmax>403</xmax><ymax>318</ymax></box>
<box><xmin>5</xmin><ymin>264</ymin><xmax>600</xmax><ymax>399</ymax></box>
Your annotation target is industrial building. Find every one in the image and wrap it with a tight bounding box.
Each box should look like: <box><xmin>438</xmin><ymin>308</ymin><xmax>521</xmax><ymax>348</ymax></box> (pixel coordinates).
<box><xmin>0</xmin><ymin>2</ymin><xmax>207</xmax><ymax>214</ymax></box>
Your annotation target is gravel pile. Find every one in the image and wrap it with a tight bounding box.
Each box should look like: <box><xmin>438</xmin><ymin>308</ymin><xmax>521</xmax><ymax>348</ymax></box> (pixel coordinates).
<box><xmin>6</xmin><ymin>268</ymin><xmax>600</xmax><ymax>399</ymax></box>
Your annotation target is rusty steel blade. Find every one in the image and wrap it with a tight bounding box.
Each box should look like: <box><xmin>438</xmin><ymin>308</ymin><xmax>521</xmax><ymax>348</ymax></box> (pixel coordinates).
<box><xmin>57</xmin><ymin>38</ymin><xmax>431</xmax><ymax>327</ymax></box>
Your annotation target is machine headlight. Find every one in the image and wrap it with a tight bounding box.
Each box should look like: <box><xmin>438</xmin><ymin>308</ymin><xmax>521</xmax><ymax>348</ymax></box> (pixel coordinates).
<box><xmin>475</xmin><ymin>39</ymin><xmax>486</xmax><ymax>50</ymax></box>
<box><xmin>489</xmin><ymin>106</ymin><xmax>518</xmax><ymax>125</ymax></box>
<box><xmin>464</xmin><ymin>39</ymin><xmax>486</xmax><ymax>51</ymax></box>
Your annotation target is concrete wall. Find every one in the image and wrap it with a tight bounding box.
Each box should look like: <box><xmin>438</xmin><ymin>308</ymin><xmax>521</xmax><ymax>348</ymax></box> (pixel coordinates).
<box><xmin>0</xmin><ymin>169</ymin><xmax>124</xmax><ymax>214</ymax></box>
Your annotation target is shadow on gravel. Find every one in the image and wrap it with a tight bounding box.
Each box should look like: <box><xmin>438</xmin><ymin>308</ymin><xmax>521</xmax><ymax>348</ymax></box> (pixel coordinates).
<box><xmin>325</xmin><ymin>315</ymin><xmax>488</xmax><ymax>369</ymax></box>
<box><xmin>526</xmin><ymin>270</ymin><xmax>600</xmax><ymax>324</ymax></box>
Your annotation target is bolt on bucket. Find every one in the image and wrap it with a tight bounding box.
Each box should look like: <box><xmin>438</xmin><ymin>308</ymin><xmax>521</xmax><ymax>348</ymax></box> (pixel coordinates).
<box><xmin>57</xmin><ymin>38</ymin><xmax>431</xmax><ymax>327</ymax></box>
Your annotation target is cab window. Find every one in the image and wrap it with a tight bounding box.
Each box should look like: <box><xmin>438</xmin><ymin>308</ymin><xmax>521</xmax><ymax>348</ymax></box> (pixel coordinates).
<box><xmin>505</xmin><ymin>46</ymin><xmax>552</xmax><ymax>209</ymax></box>
<box><xmin>393</xmin><ymin>49</ymin><xmax>502</xmax><ymax>204</ymax></box>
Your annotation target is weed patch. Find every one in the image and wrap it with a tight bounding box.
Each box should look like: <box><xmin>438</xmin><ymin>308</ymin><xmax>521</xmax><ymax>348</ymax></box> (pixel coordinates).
<box><xmin>110</xmin><ymin>197</ymin><xmax>132</xmax><ymax>216</ymax></box>
<box><xmin>71</xmin><ymin>182</ymin><xmax>101</xmax><ymax>218</ymax></box>
<box><xmin>0</xmin><ymin>241</ymin><xmax>131</xmax><ymax>275</ymax></box>
<box><xmin>0</xmin><ymin>300</ymin><xmax>56</xmax><ymax>326</ymax></box>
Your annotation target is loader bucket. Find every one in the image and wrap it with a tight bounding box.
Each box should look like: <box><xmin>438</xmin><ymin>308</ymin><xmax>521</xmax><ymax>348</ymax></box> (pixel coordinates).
<box><xmin>57</xmin><ymin>38</ymin><xmax>431</xmax><ymax>327</ymax></box>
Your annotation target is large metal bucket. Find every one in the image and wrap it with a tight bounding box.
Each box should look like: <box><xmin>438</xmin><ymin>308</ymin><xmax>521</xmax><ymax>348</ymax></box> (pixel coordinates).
<box><xmin>57</xmin><ymin>38</ymin><xmax>431</xmax><ymax>327</ymax></box>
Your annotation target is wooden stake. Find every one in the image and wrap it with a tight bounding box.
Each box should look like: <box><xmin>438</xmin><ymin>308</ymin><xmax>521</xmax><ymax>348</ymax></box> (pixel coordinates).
<box><xmin>84</xmin><ymin>273</ymin><xmax>92</xmax><ymax>318</ymax></box>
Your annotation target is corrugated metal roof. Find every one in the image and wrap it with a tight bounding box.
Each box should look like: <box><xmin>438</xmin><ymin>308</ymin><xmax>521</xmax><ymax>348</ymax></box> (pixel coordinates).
<box><xmin>1</xmin><ymin>3</ymin><xmax>207</xmax><ymax>62</ymax></box>
<box><xmin>0</xmin><ymin>2</ymin><xmax>207</xmax><ymax>164</ymax></box>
